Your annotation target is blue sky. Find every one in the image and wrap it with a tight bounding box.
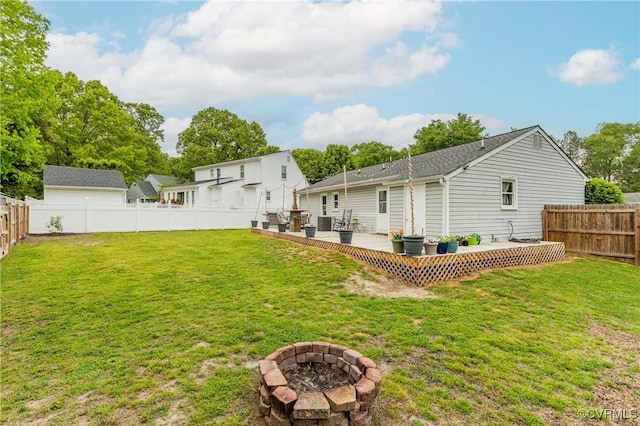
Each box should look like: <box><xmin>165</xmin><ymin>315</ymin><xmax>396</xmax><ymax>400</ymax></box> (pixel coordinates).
<box><xmin>31</xmin><ymin>0</ymin><xmax>640</xmax><ymax>155</ymax></box>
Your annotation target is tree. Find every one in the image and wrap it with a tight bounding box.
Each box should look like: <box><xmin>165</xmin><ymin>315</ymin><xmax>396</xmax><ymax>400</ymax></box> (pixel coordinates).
<box><xmin>292</xmin><ymin>148</ymin><xmax>325</xmax><ymax>184</ymax></box>
<box><xmin>176</xmin><ymin>107</ymin><xmax>267</xmax><ymax>181</ymax></box>
<box><xmin>255</xmin><ymin>145</ymin><xmax>281</xmax><ymax>156</ymax></box>
<box><xmin>557</xmin><ymin>130</ymin><xmax>584</xmax><ymax>165</ymax></box>
<box><xmin>323</xmin><ymin>144</ymin><xmax>353</xmax><ymax>177</ymax></box>
<box><xmin>350</xmin><ymin>141</ymin><xmax>402</xmax><ymax>168</ymax></box>
<box><xmin>583</xmin><ymin>122</ymin><xmax>639</xmax><ymax>182</ymax></box>
<box><xmin>585</xmin><ymin>178</ymin><xmax>624</xmax><ymax>204</ymax></box>
<box><xmin>413</xmin><ymin>113</ymin><xmax>486</xmax><ymax>155</ymax></box>
<box><xmin>619</xmin><ymin>142</ymin><xmax>640</xmax><ymax>192</ymax></box>
<box><xmin>0</xmin><ymin>0</ymin><xmax>54</xmax><ymax>198</ymax></box>
<box><xmin>40</xmin><ymin>71</ymin><xmax>170</xmax><ymax>184</ymax></box>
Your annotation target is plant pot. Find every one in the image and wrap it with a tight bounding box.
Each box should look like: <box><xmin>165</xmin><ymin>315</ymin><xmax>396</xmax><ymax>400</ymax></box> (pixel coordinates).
<box><xmin>424</xmin><ymin>243</ymin><xmax>438</xmax><ymax>255</ymax></box>
<box><xmin>261</xmin><ymin>221</ymin><xmax>270</xmax><ymax>230</ymax></box>
<box><xmin>391</xmin><ymin>240</ymin><xmax>404</xmax><ymax>253</ymax></box>
<box><xmin>447</xmin><ymin>240</ymin><xmax>459</xmax><ymax>253</ymax></box>
<box><xmin>402</xmin><ymin>235</ymin><xmax>425</xmax><ymax>256</ymax></box>
<box><xmin>304</xmin><ymin>226</ymin><xmax>316</xmax><ymax>238</ymax></box>
<box><xmin>278</xmin><ymin>223</ymin><xmax>287</xmax><ymax>233</ymax></box>
<box><xmin>437</xmin><ymin>242</ymin><xmax>449</xmax><ymax>254</ymax></box>
<box><xmin>251</xmin><ymin>220</ymin><xmax>258</xmax><ymax>227</ymax></box>
<box><xmin>468</xmin><ymin>234</ymin><xmax>479</xmax><ymax>245</ymax></box>
<box><xmin>339</xmin><ymin>230</ymin><xmax>353</xmax><ymax>244</ymax></box>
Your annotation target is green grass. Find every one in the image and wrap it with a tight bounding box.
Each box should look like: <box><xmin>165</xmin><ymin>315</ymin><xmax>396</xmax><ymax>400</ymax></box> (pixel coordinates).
<box><xmin>1</xmin><ymin>230</ymin><xmax>639</xmax><ymax>425</ymax></box>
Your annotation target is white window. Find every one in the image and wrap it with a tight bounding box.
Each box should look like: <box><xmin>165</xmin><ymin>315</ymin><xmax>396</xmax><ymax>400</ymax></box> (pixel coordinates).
<box><xmin>266</xmin><ymin>191</ymin><xmax>271</xmax><ymax>201</ymax></box>
<box><xmin>281</xmin><ymin>165</ymin><xmax>287</xmax><ymax>179</ymax></box>
<box><xmin>240</xmin><ymin>165</ymin><xmax>245</xmax><ymax>178</ymax></box>
<box><xmin>501</xmin><ymin>178</ymin><xmax>517</xmax><ymax>209</ymax></box>
<box><xmin>210</xmin><ymin>169</ymin><xmax>215</xmax><ymax>178</ymax></box>
<box><xmin>333</xmin><ymin>192</ymin><xmax>339</xmax><ymax>210</ymax></box>
<box><xmin>321</xmin><ymin>194</ymin><xmax>327</xmax><ymax>216</ymax></box>
<box><xmin>378</xmin><ymin>190</ymin><xmax>387</xmax><ymax>213</ymax></box>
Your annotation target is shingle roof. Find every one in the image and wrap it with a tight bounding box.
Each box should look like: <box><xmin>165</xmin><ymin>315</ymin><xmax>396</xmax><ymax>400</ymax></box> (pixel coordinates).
<box><xmin>147</xmin><ymin>174</ymin><xmax>177</xmax><ymax>185</ymax></box>
<box><xmin>43</xmin><ymin>165</ymin><xmax>127</xmax><ymax>189</ymax></box>
<box><xmin>308</xmin><ymin>126</ymin><xmax>538</xmax><ymax>190</ymax></box>
<box><xmin>133</xmin><ymin>180</ymin><xmax>158</xmax><ymax>198</ymax></box>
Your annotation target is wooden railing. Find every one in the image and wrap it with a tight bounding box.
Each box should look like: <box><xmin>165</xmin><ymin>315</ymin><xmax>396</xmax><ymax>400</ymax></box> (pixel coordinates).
<box><xmin>1</xmin><ymin>195</ymin><xmax>29</xmax><ymax>259</ymax></box>
<box><xmin>543</xmin><ymin>204</ymin><xmax>640</xmax><ymax>266</ymax></box>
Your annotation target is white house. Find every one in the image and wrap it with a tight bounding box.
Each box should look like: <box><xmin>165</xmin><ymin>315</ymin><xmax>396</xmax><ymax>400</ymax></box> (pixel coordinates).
<box><xmin>164</xmin><ymin>151</ymin><xmax>307</xmax><ymax>214</ymax></box>
<box><xmin>303</xmin><ymin>126</ymin><xmax>589</xmax><ymax>241</ymax></box>
<box><xmin>127</xmin><ymin>174</ymin><xmax>177</xmax><ymax>203</ymax></box>
<box><xmin>43</xmin><ymin>165</ymin><xmax>128</xmax><ymax>204</ymax></box>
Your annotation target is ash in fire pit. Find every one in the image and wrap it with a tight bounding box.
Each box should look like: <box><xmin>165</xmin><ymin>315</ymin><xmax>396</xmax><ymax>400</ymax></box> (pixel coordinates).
<box><xmin>283</xmin><ymin>362</ymin><xmax>351</xmax><ymax>393</ymax></box>
<box><xmin>258</xmin><ymin>342</ymin><xmax>382</xmax><ymax>426</ymax></box>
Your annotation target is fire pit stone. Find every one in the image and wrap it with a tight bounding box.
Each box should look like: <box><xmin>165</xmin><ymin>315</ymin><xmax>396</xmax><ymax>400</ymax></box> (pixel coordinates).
<box><xmin>258</xmin><ymin>342</ymin><xmax>381</xmax><ymax>426</ymax></box>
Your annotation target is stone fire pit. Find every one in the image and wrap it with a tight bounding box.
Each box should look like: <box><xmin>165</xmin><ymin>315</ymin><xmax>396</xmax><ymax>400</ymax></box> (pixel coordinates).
<box><xmin>258</xmin><ymin>342</ymin><xmax>382</xmax><ymax>426</ymax></box>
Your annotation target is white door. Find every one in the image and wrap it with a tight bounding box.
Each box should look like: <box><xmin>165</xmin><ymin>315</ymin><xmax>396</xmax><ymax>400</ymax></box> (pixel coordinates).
<box><xmin>376</xmin><ymin>188</ymin><xmax>389</xmax><ymax>234</ymax></box>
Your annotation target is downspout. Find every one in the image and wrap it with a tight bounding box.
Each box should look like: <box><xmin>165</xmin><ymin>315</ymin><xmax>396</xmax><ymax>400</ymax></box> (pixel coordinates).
<box><xmin>439</xmin><ymin>178</ymin><xmax>449</xmax><ymax>236</ymax></box>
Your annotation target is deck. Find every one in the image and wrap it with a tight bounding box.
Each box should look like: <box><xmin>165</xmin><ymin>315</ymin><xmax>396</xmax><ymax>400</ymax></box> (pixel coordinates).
<box><xmin>251</xmin><ymin>228</ymin><xmax>565</xmax><ymax>286</ymax></box>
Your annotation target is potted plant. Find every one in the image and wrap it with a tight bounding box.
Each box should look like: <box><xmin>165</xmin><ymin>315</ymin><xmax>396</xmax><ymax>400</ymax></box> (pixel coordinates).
<box><xmin>447</xmin><ymin>235</ymin><xmax>459</xmax><ymax>253</ymax></box>
<box><xmin>424</xmin><ymin>238</ymin><xmax>438</xmax><ymax>255</ymax></box>
<box><xmin>459</xmin><ymin>235</ymin><xmax>469</xmax><ymax>246</ymax></box>
<box><xmin>338</xmin><ymin>226</ymin><xmax>353</xmax><ymax>244</ymax></box>
<box><xmin>390</xmin><ymin>229</ymin><xmax>404</xmax><ymax>253</ymax></box>
<box><xmin>402</xmin><ymin>149</ymin><xmax>425</xmax><ymax>256</ymax></box>
<box><xmin>468</xmin><ymin>233</ymin><xmax>481</xmax><ymax>245</ymax></box>
<box><xmin>302</xmin><ymin>222</ymin><xmax>316</xmax><ymax>238</ymax></box>
<box><xmin>437</xmin><ymin>236</ymin><xmax>449</xmax><ymax>254</ymax></box>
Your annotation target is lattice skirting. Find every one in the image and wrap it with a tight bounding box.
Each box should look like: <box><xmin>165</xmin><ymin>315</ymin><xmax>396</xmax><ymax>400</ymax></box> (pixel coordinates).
<box><xmin>251</xmin><ymin>229</ymin><xmax>565</xmax><ymax>286</ymax></box>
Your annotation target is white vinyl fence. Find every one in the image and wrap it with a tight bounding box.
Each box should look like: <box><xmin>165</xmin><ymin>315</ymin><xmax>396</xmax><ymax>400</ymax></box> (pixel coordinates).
<box><xmin>28</xmin><ymin>200</ymin><xmax>259</xmax><ymax>234</ymax></box>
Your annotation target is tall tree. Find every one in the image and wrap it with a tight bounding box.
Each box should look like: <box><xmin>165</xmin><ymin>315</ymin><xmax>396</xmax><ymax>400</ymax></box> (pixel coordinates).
<box><xmin>255</xmin><ymin>145</ymin><xmax>281</xmax><ymax>156</ymax></box>
<box><xmin>292</xmin><ymin>148</ymin><xmax>325</xmax><ymax>184</ymax></box>
<box><xmin>557</xmin><ymin>130</ymin><xmax>584</xmax><ymax>165</ymax></box>
<box><xmin>413</xmin><ymin>113</ymin><xmax>486</xmax><ymax>155</ymax></box>
<box><xmin>350</xmin><ymin>141</ymin><xmax>402</xmax><ymax>168</ymax></box>
<box><xmin>0</xmin><ymin>0</ymin><xmax>54</xmax><ymax>198</ymax></box>
<box><xmin>582</xmin><ymin>122</ymin><xmax>640</xmax><ymax>182</ymax></box>
<box><xmin>323</xmin><ymin>144</ymin><xmax>353</xmax><ymax>177</ymax></box>
<box><xmin>176</xmin><ymin>107</ymin><xmax>267</xmax><ymax>181</ymax></box>
<box><xmin>40</xmin><ymin>71</ymin><xmax>170</xmax><ymax>184</ymax></box>
<box><xmin>619</xmin><ymin>140</ymin><xmax>640</xmax><ymax>192</ymax></box>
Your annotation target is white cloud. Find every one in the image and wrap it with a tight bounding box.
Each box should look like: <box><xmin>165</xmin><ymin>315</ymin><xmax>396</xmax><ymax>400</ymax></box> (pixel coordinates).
<box><xmin>45</xmin><ymin>0</ymin><xmax>453</xmax><ymax>108</ymax></box>
<box><xmin>549</xmin><ymin>48</ymin><xmax>624</xmax><ymax>86</ymax></box>
<box><xmin>301</xmin><ymin>104</ymin><xmax>504</xmax><ymax>149</ymax></box>
<box><xmin>161</xmin><ymin>116</ymin><xmax>192</xmax><ymax>156</ymax></box>
<box><xmin>631</xmin><ymin>58</ymin><xmax>640</xmax><ymax>71</ymax></box>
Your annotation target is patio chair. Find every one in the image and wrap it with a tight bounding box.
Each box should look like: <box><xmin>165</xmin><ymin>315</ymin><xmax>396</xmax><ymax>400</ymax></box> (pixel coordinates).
<box><xmin>333</xmin><ymin>209</ymin><xmax>352</xmax><ymax>231</ymax></box>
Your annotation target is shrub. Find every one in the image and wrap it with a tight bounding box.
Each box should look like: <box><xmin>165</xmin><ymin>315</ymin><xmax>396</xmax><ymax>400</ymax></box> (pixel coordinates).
<box><xmin>585</xmin><ymin>178</ymin><xmax>624</xmax><ymax>204</ymax></box>
<box><xmin>46</xmin><ymin>216</ymin><xmax>64</xmax><ymax>233</ymax></box>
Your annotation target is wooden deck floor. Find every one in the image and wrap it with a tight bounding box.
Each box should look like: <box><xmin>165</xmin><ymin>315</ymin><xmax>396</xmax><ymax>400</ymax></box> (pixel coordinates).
<box><xmin>252</xmin><ymin>228</ymin><xmax>565</xmax><ymax>286</ymax></box>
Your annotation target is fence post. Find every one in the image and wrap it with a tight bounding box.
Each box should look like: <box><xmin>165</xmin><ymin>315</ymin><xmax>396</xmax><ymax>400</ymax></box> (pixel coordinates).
<box><xmin>635</xmin><ymin>205</ymin><xmax>640</xmax><ymax>267</ymax></box>
<box><xmin>542</xmin><ymin>206</ymin><xmax>548</xmax><ymax>241</ymax></box>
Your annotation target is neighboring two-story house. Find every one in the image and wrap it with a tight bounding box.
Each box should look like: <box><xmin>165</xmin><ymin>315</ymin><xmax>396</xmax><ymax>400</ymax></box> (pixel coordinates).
<box><xmin>164</xmin><ymin>151</ymin><xmax>306</xmax><ymax>213</ymax></box>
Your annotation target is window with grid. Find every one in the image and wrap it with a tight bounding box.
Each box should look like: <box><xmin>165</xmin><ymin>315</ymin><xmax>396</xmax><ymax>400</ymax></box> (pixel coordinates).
<box><xmin>240</xmin><ymin>165</ymin><xmax>245</xmax><ymax>178</ymax></box>
<box><xmin>281</xmin><ymin>165</ymin><xmax>287</xmax><ymax>179</ymax></box>
<box><xmin>501</xmin><ymin>178</ymin><xmax>517</xmax><ymax>209</ymax></box>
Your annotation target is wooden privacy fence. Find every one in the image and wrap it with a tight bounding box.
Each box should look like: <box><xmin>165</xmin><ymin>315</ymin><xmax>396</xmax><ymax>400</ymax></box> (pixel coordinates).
<box><xmin>543</xmin><ymin>204</ymin><xmax>640</xmax><ymax>266</ymax></box>
<box><xmin>1</xmin><ymin>195</ymin><xmax>29</xmax><ymax>259</ymax></box>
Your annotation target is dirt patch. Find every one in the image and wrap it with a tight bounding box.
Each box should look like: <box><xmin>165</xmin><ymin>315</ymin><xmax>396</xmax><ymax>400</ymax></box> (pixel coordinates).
<box><xmin>343</xmin><ymin>270</ymin><xmax>437</xmax><ymax>299</ymax></box>
<box><xmin>587</xmin><ymin>322</ymin><xmax>640</xmax><ymax>415</ymax></box>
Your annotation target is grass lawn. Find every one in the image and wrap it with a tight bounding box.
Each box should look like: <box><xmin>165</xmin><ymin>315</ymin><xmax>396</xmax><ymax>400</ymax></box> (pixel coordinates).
<box><xmin>1</xmin><ymin>230</ymin><xmax>639</xmax><ymax>425</ymax></box>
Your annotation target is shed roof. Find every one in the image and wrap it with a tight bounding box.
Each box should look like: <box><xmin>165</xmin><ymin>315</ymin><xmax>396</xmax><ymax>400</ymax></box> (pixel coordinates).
<box><xmin>44</xmin><ymin>165</ymin><xmax>127</xmax><ymax>189</ymax></box>
<box><xmin>132</xmin><ymin>180</ymin><xmax>158</xmax><ymax>198</ymax></box>
<box><xmin>307</xmin><ymin>126</ymin><xmax>539</xmax><ymax>191</ymax></box>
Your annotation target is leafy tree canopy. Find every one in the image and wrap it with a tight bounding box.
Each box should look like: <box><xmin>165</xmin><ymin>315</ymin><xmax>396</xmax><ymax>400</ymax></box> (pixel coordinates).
<box><xmin>0</xmin><ymin>0</ymin><xmax>54</xmax><ymax>198</ymax></box>
<box><xmin>323</xmin><ymin>144</ymin><xmax>353</xmax><ymax>177</ymax></box>
<box><xmin>175</xmin><ymin>107</ymin><xmax>267</xmax><ymax>181</ymax></box>
<box><xmin>585</xmin><ymin>178</ymin><xmax>624</xmax><ymax>204</ymax></box>
<box><xmin>40</xmin><ymin>71</ymin><xmax>170</xmax><ymax>185</ymax></box>
<box><xmin>413</xmin><ymin>113</ymin><xmax>486</xmax><ymax>155</ymax></box>
<box><xmin>292</xmin><ymin>148</ymin><xmax>325</xmax><ymax>184</ymax></box>
<box><xmin>557</xmin><ymin>130</ymin><xmax>584</xmax><ymax>165</ymax></box>
<box><xmin>582</xmin><ymin>122</ymin><xmax>639</xmax><ymax>183</ymax></box>
<box><xmin>350</xmin><ymin>141</ymin><xmax>402</xmax><ymax>168</ymax></box>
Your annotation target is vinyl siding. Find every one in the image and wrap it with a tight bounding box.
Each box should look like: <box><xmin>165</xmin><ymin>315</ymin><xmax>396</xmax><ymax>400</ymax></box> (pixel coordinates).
<box><xmin>448</xmin><ymin>133</ymin><xmax>585</xmax><ymax>241</ymax></box>
<box><xmin>425</xmin><ymin>182</ymin><xmax>443</xmax><ymax>239</ymax></box>
<box><xmin>307</xmin><ymin>186</ymin><xmax>378</xmax><ymax>231</ymax></box>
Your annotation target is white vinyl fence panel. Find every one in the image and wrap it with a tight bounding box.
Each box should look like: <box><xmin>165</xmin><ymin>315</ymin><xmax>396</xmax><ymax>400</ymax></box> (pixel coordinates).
<box><xmin>28</xmin><ymin>200</ymin><xmax>256</xmax><ymax>234</ymax></box>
